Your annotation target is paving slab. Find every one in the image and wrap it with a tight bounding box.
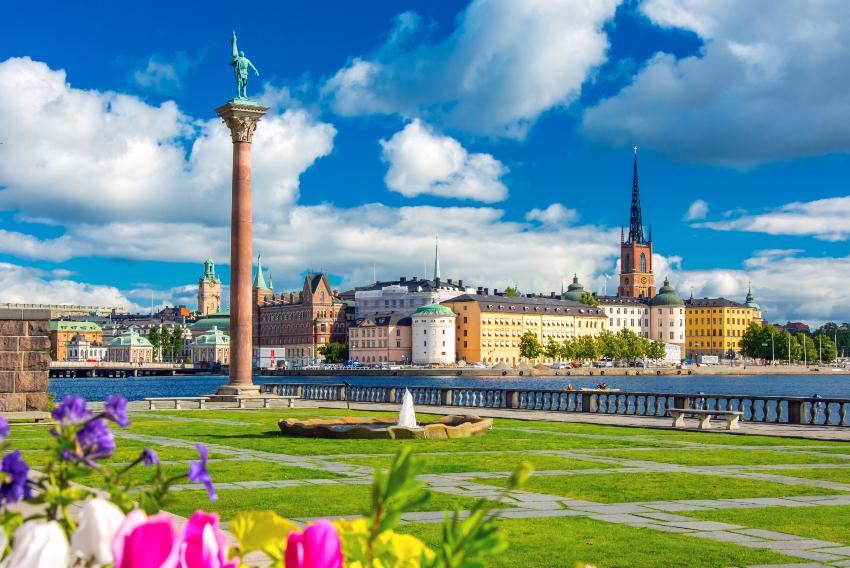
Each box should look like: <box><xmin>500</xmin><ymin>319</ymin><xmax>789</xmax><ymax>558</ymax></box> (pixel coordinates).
<box><xmin>570</xmin><ymin>503</ymin><xmax>653</xmax><ymax>515</ymax></box>
<box><xmin>733</xmin><ymin>529</ymin><xmax>811</xmax><ymax>540</ymax></box>
<box><xmin>586</xmin><ymin>513</ymin><xmax>658</xmax><ymax>524</ymax></box>
<box><xmin>688</xmin><ymin>531</ymin><xmax>766</xmax><ymax>544</ymax></box>
<box><xmin>810</xmin><ymin>546</ymin><xmax>850</xmax><ymax>556</ymax></box>
<box><xmin>744</xmin><ymin>540</ymin><xmax>844</xmax><ymax>552</ymax></box>
<box><xmin>747</xmin><ymin>564</ymin><xmax>831</xmax><ymax>568</ymax></box>
<box><xmin>661</xmin><ymin>520</ymin><xmax>744</xmax><ymax>531</ymax></box>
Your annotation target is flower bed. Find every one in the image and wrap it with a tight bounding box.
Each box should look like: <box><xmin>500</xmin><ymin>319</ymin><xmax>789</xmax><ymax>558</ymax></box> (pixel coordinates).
<box><xmin>278</xmin><ymin>414</ymin><xmax>493</xmax><ymax>439</ymax></box>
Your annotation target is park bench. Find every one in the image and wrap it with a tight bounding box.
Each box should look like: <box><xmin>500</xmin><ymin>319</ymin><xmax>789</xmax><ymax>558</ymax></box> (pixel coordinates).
<box><xmin>668</xmin><ymin>408</ymin><xmax>743</xmax><ymax>431</ymax></box>
<box><xmin>144</xmin><ymin>397</ymin><xmax>209</xmax><ymax>410</ymax></box>
<box><xmin>234</xmin><ymin>395</ymin><xmax>297</xmax><ymax>409</ymax></box>
<box><xmin>1</xmin><ymin>411</ymin><xmax>51</xmax><ymax>423</ymax></box>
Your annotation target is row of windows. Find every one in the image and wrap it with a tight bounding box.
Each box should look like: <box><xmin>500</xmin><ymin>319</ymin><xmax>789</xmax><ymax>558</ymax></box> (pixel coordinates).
<box><xmin>687</xmin><ymin>328</ymin><xmax>747</xmax><ymax>337</ymax></box>
<box><xmin>687</xmin><ymin>317</ymin><xmax>752</xmax><ymax>326</ymax></box>
<box><xmin>689</xmin><ymin>308</ymin><xmax>752</xmax><ymax>315</ymax></box>
<box><xmin>350</xmin><ymin>327</ymin><xmax>403</xmax><ymax>338</ymax></box>
<box><xmin>688</xmin><ymin>340</ymin><xmax>743</xmax><ymax>348</ymax></box>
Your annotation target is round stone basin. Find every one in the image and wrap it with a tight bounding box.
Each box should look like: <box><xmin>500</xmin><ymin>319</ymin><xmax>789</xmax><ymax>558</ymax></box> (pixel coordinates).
<box><xmin>277</xmin><ymin>414</ymin><xmax>492</xmax><ymax>440</ymax></box>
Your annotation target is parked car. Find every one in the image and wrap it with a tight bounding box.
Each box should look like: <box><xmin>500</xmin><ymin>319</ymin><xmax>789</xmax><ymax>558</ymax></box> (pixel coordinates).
<box><xmin>550</xmin><ymin>362</ymin><xmax>569</xmax><ymax>369</ymax></box>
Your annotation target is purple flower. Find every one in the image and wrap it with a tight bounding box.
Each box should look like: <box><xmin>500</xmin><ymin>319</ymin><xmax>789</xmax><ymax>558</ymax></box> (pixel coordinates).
<box><xmin>76</xmin><ymin>419</ymin><xmax>115</xmax><ymax>460</ymax></box>
<box><xmin>104</xmin><ymin>395</ymin><xmax>130</xmax><ymax>428</ymax></box>
<box><xmin>141</xmin><ymin>448</ymin><xmax>159</xmax><ymax>466</ymax></box>
<box><xmin>0</xmin><ymin>450</ymin><xmax>31</xmax><ymax>504</ymax></box>
<box><xmin>52</xmin><ymin>395</ymin><xmax>92</xmax><ymax>425</ymax></box>
<box><xmin>188</xmin><ymin>444</ymin><xmax>216</xmax><ymax>501</ymax></box>
<box><xmin>0</xmin><ymin>416</ymin><xmax>9</xmax><ymax>442</ymax></box>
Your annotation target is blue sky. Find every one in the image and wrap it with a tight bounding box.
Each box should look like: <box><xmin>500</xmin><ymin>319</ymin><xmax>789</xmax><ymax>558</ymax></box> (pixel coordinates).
<box><xmin>2</xmin><ymin>0</ymin><xmax>850</xmax><ymax>324</ymax></box>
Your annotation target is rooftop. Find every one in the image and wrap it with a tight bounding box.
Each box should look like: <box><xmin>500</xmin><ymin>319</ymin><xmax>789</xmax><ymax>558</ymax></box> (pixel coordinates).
<box><xmin>445</xmin><ymin>294</ymin><xmax>606</xmax><ymax>317</ymax></box>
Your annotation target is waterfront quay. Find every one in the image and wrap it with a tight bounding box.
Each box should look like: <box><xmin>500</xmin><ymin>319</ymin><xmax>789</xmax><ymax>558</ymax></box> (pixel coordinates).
<box><xmin>48</xmin><ymin>361</ymin><xmax>210</xmax><ymax>378</ymax></box>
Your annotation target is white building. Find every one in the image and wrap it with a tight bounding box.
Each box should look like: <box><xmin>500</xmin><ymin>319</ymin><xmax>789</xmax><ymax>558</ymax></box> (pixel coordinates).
<box><xmin>191</xmin><ymin>326</ymin><xmax>230</xmax><ymax>366</ymax></box>
<box><xmin>65</xmin><ymin>334</ymin><xmax>107</xmax><ymax>362</ymax></box>
<box><xmin>411</xmin><ymin>304</ymin><xmax>456</xmax><ymax>365</ymax></box>
<box><xmin>597</xmin><ymin>295</ymin><xmax>651</xmax><ymax>338</ymax></box>
<box><xmin>648</xmin><ymin>278</ymin><xmax>686</xmax><ymax>349</ymax></box>
<box><xmin>107</xmin><ymin>330</ymin><xmax>154</xmax><ymax>363</ymax></box>
<box><xmin>355</xmin><ymin>278</ymin><xmax>473</xmax><ymax>319</ymax></box>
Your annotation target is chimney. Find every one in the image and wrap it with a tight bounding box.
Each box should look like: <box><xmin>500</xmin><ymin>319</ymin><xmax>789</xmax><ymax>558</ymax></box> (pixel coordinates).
<box><xmin>484</xmin><ymin>288</ymin><xmax>489</xmax><ymax>295</ymax></box>
<box><xmin>400</xmin><ymin>276</ymin><xmax>406</xmax><ymax>283</ymax></box>
<box><xmin>493</xmin><ymin>288</ymin><xmax>499</xmax><ymax>296</ymax></box>
<box><xmin>447</xmin><ymin>278</ymin><xmax>453</xmax><ymax>285</ymax></box>
<box><xmin>458</xmin><ymin>280</ymin><xmax>463</xmax><ymax>287</ymax></box>
<box><xmin>477</xmin><ymin>286</ymin><xmax>483</xmax><ymax>294</ymax></box>
<box><xmin>550</xmin><ymin>292</ymin><xmax>556</xmax><ymax>298</ymax></box>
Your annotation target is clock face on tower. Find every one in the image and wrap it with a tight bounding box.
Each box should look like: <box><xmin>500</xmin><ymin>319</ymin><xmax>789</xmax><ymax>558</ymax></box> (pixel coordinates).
<box><xmin>641</xmin><ymin>277</ymin><xmax>647</xmax><ymax>284</ymax></box>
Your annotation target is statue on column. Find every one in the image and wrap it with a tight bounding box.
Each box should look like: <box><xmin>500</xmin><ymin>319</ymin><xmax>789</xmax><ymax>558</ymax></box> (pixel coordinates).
<box><xmin>231</xmin><ymin>32</ymin><xmax>259</xmax><ymax>100</ymax></box>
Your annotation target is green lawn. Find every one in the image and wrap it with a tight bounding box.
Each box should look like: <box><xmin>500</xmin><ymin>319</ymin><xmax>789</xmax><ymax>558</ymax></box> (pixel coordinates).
<box><xmin>753</xmin><ymin>467</ymin><xmax>850</xmax><ymax>484</ymax></box>
<box><xmin>402</xmin><ymin>516</ymin><xmax>797</xmax><ymax>568</ymax></box>
<box><xmin>592</xmin><ymin>448</ymin><xmax>850</xmax><ymax>466</ymax></box>
<box><xmin>475</xmin><ymin>472</ymin><xmax>842</xmax><ymax>503</ymax></box>
<box><xmin>164</xmin><ymin>484</ymin><xmax>491</xmax><ymax>520</ymax></box>
<box><xmin>337</xmin><ymin>452</ymin><xmax>614</xmax><ymax>474</ymax></box>
<box><xmin>688</xmin><ymin>505</ymin><xmax>850</xmax><ymax>545</ymax></box>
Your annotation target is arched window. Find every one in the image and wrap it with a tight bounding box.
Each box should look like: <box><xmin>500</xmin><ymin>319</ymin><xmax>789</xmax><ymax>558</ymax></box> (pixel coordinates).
<box><xmin>639</xmin><ymin>253</ymin><xmax>647</xmax><ymax>273</ymax></box>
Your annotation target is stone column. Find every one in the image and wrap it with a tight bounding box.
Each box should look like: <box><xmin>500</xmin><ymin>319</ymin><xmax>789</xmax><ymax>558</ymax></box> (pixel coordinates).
<box><xmin>213</xmin><ymin>101</ymin><xmax>268</xmax><ymax>399</ymax></box>
<box><xmin>0</xmin><ymin>308</ymin><xmax>51</xmax><ymax>412</ymax></box>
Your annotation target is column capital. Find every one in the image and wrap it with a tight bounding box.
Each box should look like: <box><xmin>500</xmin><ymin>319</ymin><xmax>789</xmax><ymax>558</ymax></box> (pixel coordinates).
<box><xmin>214</xmin><ymin>101</ymin><xmax>269</xmax><ymax>143</ymax></box>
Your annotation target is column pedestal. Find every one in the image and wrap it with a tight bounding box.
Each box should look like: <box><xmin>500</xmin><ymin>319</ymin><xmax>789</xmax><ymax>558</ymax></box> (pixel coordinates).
<box><xmin>209</xmin><ymin>99</ymin><xmax>268</xmax><ymax>402</ymax></box>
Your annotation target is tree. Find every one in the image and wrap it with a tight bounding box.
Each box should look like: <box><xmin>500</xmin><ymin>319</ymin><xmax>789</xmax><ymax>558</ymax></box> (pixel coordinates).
<box><xmin>560</xmin><ymin>337</ymin><xmax>576</xmax><ymax>361</ymax></box>
<box><xmin>171</xmin><ymin>329</ymin><xmax>185</xmax><ymax>362</ymax></box>
<box><xmin>813</xmin><ymin>333</ymin><xmax>837</xmax><ymax>363</ymax></box>
<box><xmin>544</xmin><ymin>338</ymin><xmax>561</xmax><ymax>362</ymax></box>
<box><xmin>740</xmin><ymin>322</ymin><xmax>769</xmax><ymax>360</ymax></box>
<box><xmin>317</xmin><ymin>342</ymin><xmax>348</xmax><ymax>364</ymax></box>
<box><xmin>775</xmin><ymin>329</ymin><xmax>801</xmax><ymax>362</ymax></box>
<box><xmin>578</xmin><ymin>291</ymin><xmax>599</xmax><ymax>307</ymax></box>
<box><xmin>160</xmin><ymin>327</ymin><xmax>172</xmax><ymax>362</ymax></box>
<box><xmin>519</xmin><ymin>331</ymin><xmax>542</xmax><ymax>361</ymax></box>
<box><xmin>147</xmin><ymin>327</ymin><xmax>161</xmax><ymax>362</ymax></box>
<box><xmin>574</xmin><ymin>335</ymin><xmax>600</xmax><ymax>361</ymax></box>
<box><xmin>503</xmin><ymin>286</ymin><xmax>520</xmax><ymax>297</ymax></box>
<box><xmin>596</xmin><ymin>331</ymin><xmax>622</xmax><ymax>361</ymax></box>
<box><xmin>646</xmin><ymin>340</ymin><xmax>666</xmax><ymax>363</ymax></box>
<box><xmin>619</xmin><ymin>329</ymin><xmax>645</xmax><ymax>363</ymax></box>
<box><xmin>797</xmin><ymin>334</ymin><xmax>817</xmax><ymax>363</ymax></box>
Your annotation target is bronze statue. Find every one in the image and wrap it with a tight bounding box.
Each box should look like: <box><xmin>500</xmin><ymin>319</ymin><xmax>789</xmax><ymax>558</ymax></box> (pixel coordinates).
<box><xmin>231</xmin><ymin>32</ymin><xmax>259</xmax><ymax>100</ymax></box>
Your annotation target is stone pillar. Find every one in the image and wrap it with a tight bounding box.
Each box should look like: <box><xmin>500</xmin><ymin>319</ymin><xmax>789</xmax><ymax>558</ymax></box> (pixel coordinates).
<box><xmin>212</xmin><ymin>101</ymin><xmax>268</xmax><ymax>399</ymax></box>
<box><xmin>0</xmin><ymin>308</ymin><xmax>51</xmax><ymax>412</ymax></box>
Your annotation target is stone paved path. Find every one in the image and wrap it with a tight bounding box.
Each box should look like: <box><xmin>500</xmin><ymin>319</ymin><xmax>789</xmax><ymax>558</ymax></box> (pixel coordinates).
<box><xmin>119</xmin><ymin>408</ymin><xmax>850</xmax><ymax>567</ymax></box>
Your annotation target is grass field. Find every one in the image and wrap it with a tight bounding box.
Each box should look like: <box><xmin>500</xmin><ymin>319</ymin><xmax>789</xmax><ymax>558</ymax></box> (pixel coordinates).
<box><xmin>4</xmin><ymin>407</ymin><xmax>849</xmax><ymax>567</ymax></box>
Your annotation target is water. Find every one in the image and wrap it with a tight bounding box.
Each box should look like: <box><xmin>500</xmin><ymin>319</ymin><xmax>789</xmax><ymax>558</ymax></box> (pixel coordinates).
<box><xmin>397</xmin><ymin>389</ymin><xmax>417</xmax><ymax>427</ymax></box>
<box><xmin>49</xmin><ymin>373</ymin><xmax>850</xmax><ymax>402</ymax></box>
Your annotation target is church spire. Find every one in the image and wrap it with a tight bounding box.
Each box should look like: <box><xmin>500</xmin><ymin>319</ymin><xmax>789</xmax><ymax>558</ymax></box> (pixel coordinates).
<box><xmin>628</xmin><ymin>146</ymin><xmax>645</xmax><ymax>244</ymax></box>
<box><xmin>433</xmin><ymin>234</ymin><xmax>441</xmax><ymax>281</ymax></box>
<box><xmin>253</xmin><ymin>252</ymin><xmax>270</xmax><ymax>290</ymax></box>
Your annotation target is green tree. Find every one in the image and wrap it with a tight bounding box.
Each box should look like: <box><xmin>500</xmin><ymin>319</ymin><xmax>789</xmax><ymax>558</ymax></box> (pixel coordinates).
<box><xmin>544</xmin><ymin>338</ymin><xmax>561</xmax><ymax>362</ymax></box>
<box><xmin>813</xmin><ymin>333</ymin><xmax>837</xmax><ymax>363</ymax></box>
<box><xmin>317</xmin><ymin>342</ymin><xmax>348</xmax><ymax>364</ymax></box>
<box><xmin>618</xmin><ymin>329</ymin><xmax>645</xmax><ymax>363</ymax></box>
<box><xmin>171</xmin><ymin>329</ymin><xmax>185</xmax><ymax>362</ymax></box>
<box><xmin>147</xmin><ymin>327</ymin><xmax>161</xmax><ymax>362</ymax></box>
<box><xmin>519</xmin><ymin>331</ymin><xmax>542</xmax><ymax>361</ymax></box>
<box><xmin>578</xmin><ymin>291</ymin><xmax>599</xmax><ymax>307</ymax></box>
<box><xmin>160</xmin><ymin>327</ymin><xmax>172</xmax><ymax>362</ymax></box>
<box><xmin>574</xmin><ymin>335</ymin><xmax>600</xmax><ymax>361</ymax></box>
<box><xmin>775</xmin><ymin>329</ymin><xmax>801</xmax><ymax>362</ymax></box>
<box><xmin>740</xmin><ymin>322</ymin><xmax>768</xmax><ymax>360</ymax></box>
<box><xmin>596</xmin><ymin>330</ymin><xmax>623</xmax><ymax>361</ymax></box>
<box><xmin>560</xmin><ymin>337</ymin><xmax>576</xmax><ymax>361</ymax></box>
<box><xmin>797</xmin><ymin>334</ymin><xmax>817</xmax><ymax>363</ymax></box>
<box><xmin>503</xmin><ymin>286</ymin><xmax>520</xmax><ymax>297</ymax></box>
<box><xmin>647</xmin><ymin>340</ymin><xmax>666</xmax><ymax>362</ymax></box>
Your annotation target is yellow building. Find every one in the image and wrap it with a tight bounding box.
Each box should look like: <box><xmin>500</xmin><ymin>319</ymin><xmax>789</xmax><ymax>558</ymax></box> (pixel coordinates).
<box><xmin>684</xmin><ymin>295</ymin><xmax>762</xmax><ymax>359</ymax></box>
<box><xmin>442</xmin><ymin>294</ymin><xmax>607</xmax><ymax>366</ymax></box>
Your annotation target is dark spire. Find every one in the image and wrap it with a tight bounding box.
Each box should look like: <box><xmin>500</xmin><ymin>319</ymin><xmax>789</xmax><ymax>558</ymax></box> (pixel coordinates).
<box><xmin>620</xmin><ymin>219</ymin><xmax>625</xmax><ymax>244</ymax></box>
<box><xmin>628</xmin><ymin>146</ymin><xmax>645</xmax><ymax>244</ymax></box>
<box><xmin>648</xmin><ymin>224</ymin><xmax>652</xmax><ymax>242</ymax></box>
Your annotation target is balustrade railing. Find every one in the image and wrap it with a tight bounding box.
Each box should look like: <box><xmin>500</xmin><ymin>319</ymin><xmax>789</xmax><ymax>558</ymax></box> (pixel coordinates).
<box><xmin>259</xmin><ymin>383</ymin><xmax>850</xmax><ymax>427</ymax></box>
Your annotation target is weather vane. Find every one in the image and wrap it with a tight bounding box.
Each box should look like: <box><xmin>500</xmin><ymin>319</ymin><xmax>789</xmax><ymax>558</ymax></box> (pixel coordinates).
<box><xmin>230</xmin><ymin>31</ymin><xmax>259</xmax><ymax>100</ymax></box>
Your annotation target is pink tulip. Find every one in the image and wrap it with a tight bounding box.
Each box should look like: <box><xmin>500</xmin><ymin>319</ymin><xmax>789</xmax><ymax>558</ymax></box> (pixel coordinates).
<box><xmin>112</xmin><ymin>510</ymin><xmax>180</xmax><ymax>568</ymax></box>
<box><xmin>285</xmin><ymin>520</ymin><xmax>343</xmax><ymax>568</ymax></box>
<box><xmin>178</xmin><ymin>511</ymin><xmax>238</xmax><ymax>568</ymax></box>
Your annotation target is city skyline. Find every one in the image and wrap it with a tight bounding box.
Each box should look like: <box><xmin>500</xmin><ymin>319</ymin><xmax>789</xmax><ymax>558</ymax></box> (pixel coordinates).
<box><xmin>3</xmin><ymin>1</ymin><xmax>850</xmax><ymax>324</ymax></box>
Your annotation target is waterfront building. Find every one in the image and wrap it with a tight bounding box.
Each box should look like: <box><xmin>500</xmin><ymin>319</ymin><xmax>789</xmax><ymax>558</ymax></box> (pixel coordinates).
<box><xmin>190</xmin><ymin>312</ymin><xmax>230</xmax><ymax>339</ymax></box>
<box><xmin>0</xmin><ymin>303</ymin><xmax>126</xmax><ymax>318</ymax></box>
<box><xmin>442</xmin><ymin>294</ymin><xmax>607</xmax><ymax>366</ymax></box>
<box><xmin>197</xmin><ymin>257</ymin><xmax>222</xmax><ymax>316</ymax></box>
<box><xmin>254</xmin><ymin>271</ymin><xmax>347</xmax><ymax>366</ymax></box>
<box><xmin>596</xmin><ymin>296</ymin><xmax>650</xmax><ymax>338</ymax></box>
<box><xmin>349</xmin><ymin>315</ymin><xmax>412</xmax><ymax>364</ymax></box>
<box><xmin>412</xmin><ymin>304</ymin><xmax>457</xmax><ymax>365</ymax></box>
<box><xmin>64</xmin><ymin>334</ymin><xmax>107</xmax><ymax>362</ymax></box>
<box><xmin>107</xmin><ymin>329</ymin><xmax>154</xmax><ymax>363</ymax></box>
<box><xmin>618</xmin><ymin>147</ymin><xmax>656</xmax><ymax>299</ymax></box>
<box><xmin>190</xmin><ymin>326</ymin><xmax>230</xmax><ymax>366</ymax></box>
<box><xmin>49</xmin><ymin>320</ymin><xmax>103</xmax><ymax>361</ymax></box>
<box><xmin>684</xmin><ymin>297</ymin><xmax>760</xmax><ymax>359</ymax></box>
<box><xmin>648</xmin><ymin>278</ymin><xmax>686</xmax><ymax>347</ymax></box>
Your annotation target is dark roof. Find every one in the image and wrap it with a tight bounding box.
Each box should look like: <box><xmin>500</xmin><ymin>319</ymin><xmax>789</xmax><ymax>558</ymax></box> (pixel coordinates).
<box><xmin>684</xmin><ymin>297</ymin><xmax>747</xmax><ymax>308</ymax></box>
<box><xmin>354</xmin><ymin>315</ymin><xmax>412</xmax><ymax>327</ymax></box>
<box><xmin>445</xmin><ymin>294</ymin><xmax>606</xmax><ymax>317</ymax></box>
<box><xmin>348</xmin><ymin>277</ymin><xmax>467</xmax><ymax>294</ymax></box>
<box><xmin>595</xmin><ymin>295</ymin><xmax>649</xmax><ymax>306</ymax></box>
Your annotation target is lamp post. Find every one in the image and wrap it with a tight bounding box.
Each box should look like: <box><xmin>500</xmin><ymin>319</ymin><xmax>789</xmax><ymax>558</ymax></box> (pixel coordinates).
<box><xmin>762</xmin><ymin>342</ymin><xmax>768</xmax><ymax>366</ymax></box>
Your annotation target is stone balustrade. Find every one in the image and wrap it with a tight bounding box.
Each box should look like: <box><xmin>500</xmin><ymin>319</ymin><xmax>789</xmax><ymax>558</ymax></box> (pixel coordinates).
<box><xmin>260</xmin><ymin>382</ymin><xmax>850</xmax><ymax>427</ymax></box>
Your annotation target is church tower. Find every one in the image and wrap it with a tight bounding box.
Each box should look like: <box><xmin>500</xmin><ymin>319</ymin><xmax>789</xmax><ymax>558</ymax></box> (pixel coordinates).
<box><xmin>197</xmin><ymin>257</ymin><xmax>222</xmax><ymax>315</ymax></box>
<box><xmin>618</xmin><ymin>147</ymin><xmax>656</xmax><ymax>299</ymax></box>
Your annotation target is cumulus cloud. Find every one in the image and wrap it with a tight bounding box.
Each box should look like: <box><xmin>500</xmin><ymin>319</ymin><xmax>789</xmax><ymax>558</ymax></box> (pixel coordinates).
<box><xmin>684</xmin><ymin>198</ymin><xmax>709</xmax><ymax>221</ymax></box>
<box><xmin>323</xmin><ymin>0</ymin><xmax>620</xmax><ymax>137</ymax></box>
<box><xmin>131</xmin><ymin>52</ymin><xmax>191</xmax><ymax>94</ymax></box>
<box><xmin>695</xmin><ymin>196</ymin><xmax>850</xmax><ymax>241</ymax></box>
<box><xmin>582</xmin><ymin>0</ymin><xmax>850</xmax><ymax>166</ymax></box>
<box><xmin>525</xmin><ymin>203</ymin><xmax>579</xmax><ymax>226</ymax></box>
<box><xmin>380</xmin><ymin>120</ymin><xmax>508</xmax><ymax>202</ymax></box>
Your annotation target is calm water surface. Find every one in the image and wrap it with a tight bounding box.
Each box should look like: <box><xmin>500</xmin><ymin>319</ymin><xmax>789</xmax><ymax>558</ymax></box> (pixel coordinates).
<box><xmin>49</xmin><ymin>373</ymin><xmax>850</xmax><ymax>402</ymax></box>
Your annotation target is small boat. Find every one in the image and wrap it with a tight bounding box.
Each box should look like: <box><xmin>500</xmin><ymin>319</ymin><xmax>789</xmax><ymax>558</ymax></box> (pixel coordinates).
<box><xmin>580</xmin><ymin>387</ymin><xmax>622</xmax><ymax>392</ymax></box>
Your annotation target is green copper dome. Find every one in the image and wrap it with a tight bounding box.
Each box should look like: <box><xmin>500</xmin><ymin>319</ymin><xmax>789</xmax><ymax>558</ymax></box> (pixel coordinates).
<box><xmin>563</xmin><ymin>274</ymin><xmax>585</xmax><ymax>302</ymax></box>
<box><xmin>192</xmin><ymin>326</ymin><xmax>230</xmax><ymax>345</ymax></box>
<box><xmin>649</xmin><ymin>278</ymin><xmax>684</xmax><ymax>307</ymax></box>
<box><xmin>108</xmin><ymin>330</ymin><xmax>153</xmax><ymax>348</ymax></box>
<box><xmin>413</xmin><ymin>303</ymin><xmax>455</xmax><ymax>317</ymax></box>
<box><xmin>745</xmin><ymin>285</ymin><xmax>761</xmax><ymax>311</ymax></box>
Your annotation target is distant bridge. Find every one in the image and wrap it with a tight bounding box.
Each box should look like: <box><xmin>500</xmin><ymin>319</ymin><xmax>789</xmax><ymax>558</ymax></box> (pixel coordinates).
<box><xmin>49</xmin><ymin>362</ymin><xmax>214</xmax><ymax>378</ymax></box>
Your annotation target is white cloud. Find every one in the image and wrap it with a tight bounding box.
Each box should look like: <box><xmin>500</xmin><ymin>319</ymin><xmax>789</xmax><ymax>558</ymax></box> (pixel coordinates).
<box><xmin>380</xmin><ymin>120</ymin><xmax>508</xmax><ymax>202</ymax></box>
<box><xmin>323</xmin><ymin>0</ymin><xmax>620</xmax><ymax>137</ymax></box>
<box><xmin>525</xmin><ymin>203</ymin><xmax>579</xmax><ymax>226</ymax></box>
<box><xmin>132</xmin><ymin>53</ymin><xmax>191</xmax><ymax>94</ymax></box>
<box><xmin>695</xmin><ymin>195</ymin><xmax>850</xmax><ymax>241</ymax></box>
<box><xmin>684</xmin><ymin>198</ymin><xmax>709</xmax><ymax>221</ymax></box>
<box><xmin>582</xmin><ymin>0</ymin><xmax>850</xmax><ymax>166</ymax></box>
